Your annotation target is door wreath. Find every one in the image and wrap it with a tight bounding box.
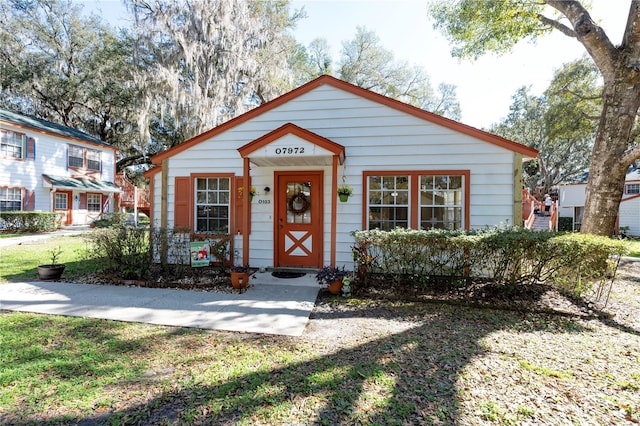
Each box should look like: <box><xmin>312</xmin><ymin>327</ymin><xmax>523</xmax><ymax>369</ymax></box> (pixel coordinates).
<box><xmin>289</xmin><ymin>192</ymin><xmax>310</xmax><ymax>214</ymax></box>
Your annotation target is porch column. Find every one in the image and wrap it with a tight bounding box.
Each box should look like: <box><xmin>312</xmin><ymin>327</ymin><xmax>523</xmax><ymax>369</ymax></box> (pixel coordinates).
<box><xmin>331</xmin><ymin>154</ymin><xmax>339</xmax><ymax>267</ymax></box>
<box><xmin>242</xmin><ymin>157</ymin><xmax>250</xmax><ymax>265</ymax></box>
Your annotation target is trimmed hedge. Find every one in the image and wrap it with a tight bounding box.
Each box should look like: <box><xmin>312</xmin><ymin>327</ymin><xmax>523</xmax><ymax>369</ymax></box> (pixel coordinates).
<box><xmin>0</xmin><ymin>211</ymin><xmax>60</xmax><ymax>232</ymax></box>
<box><xmin>352</xmin><ymin>227</ymin><xmax>628</xmax><ymax>300</ymax></box>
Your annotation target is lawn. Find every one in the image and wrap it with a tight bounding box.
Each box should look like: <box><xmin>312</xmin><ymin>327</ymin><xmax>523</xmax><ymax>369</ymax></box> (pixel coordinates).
<box><xmin>0</xmin><ymin>234</ymin><xmax>639</xmax><ymax>425</ymax></box>
<box><xmin>0</xmin><ymin>235</ymin><xmax>98</xmax><ymax>282</ymax></box>
<box><xmin>627</xmin><ymin>238</ymin><xmax>640</xmax><ymax>257</ymax></box>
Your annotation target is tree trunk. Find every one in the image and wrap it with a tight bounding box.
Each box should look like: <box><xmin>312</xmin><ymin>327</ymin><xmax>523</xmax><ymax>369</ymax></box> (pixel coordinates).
<box><xmin>581</xmin><ymin>71</ymin><xmax>640</xmax><ymax>236</ymax></box>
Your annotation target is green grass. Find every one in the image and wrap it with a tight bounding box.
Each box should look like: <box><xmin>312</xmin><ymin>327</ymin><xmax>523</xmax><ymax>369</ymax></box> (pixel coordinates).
<box><xmin>626</xmin><ymin>239</ymin><xmax>640</xmax><ymax>257</ymax></box>
<box><xmin>0</xmin><ymin>235</ymin><xmax>638</xmax><ymax>424</ymax></box>
<box><xmin>0</xmin><ymin>235</ymin><xmax>99</xmax><ymax>282</ymax></box>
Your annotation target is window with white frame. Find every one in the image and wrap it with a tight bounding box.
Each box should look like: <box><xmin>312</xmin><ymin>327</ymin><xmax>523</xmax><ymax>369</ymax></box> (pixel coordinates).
<box><xmin>195</xmin><ymin>177</ymin><xmax>230</xmax><ymax>233</ymax></box>
<box><xmin>0</xmin><ymin>129</ymin><xmax>23</xmax><ymax>159</ymax></box>
<box><xmin>0</xmin><ymin>187</ymin><xmax>22</xmax><ymax>211</ymax></box>
<box><xmin>68</xmin><ymin>145</ymin><xmax>84</xmax><ymax>168</ymax></box>
<box><xmin>68</xmin><ymin>145</ymin><xmax>102</xmax><ymax>171</ymax></box>
<box><xmin>87</xmin><ymin>150</ymin><xmax>101</xmax><ymax>171</ymax></box>
<box><xmin>419</xmin><ymin>175</ymin><xmax>463</xmax><ymax>230</ymax></box>
<box><xmin>55</xmin><ymin>193</ymin><xmax>68</xmax><ymax>209</ymax></box>
<box><xmin>367</xmin><ymin>175</ymin><xmax>409</xmax><ymax>230</ymax></box>
<box><xmin>87</xmin><ymin>193</ymin><xmax>102</xmax><ymax>212</ymax></box>
<box><xmin>626</xmin><ymin>183</ymin><xmax>640</xmax><ymax>194</ymax></box>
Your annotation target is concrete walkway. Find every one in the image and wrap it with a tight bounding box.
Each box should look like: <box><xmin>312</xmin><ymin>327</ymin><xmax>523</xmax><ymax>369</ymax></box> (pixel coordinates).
<box><xmin>0</xmin><ymin>272</ymin><xmax>319</xmax><ymax>337</ymax></box>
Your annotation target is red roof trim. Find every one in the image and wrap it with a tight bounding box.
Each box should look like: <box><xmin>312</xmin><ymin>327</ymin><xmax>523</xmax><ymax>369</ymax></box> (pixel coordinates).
<box><xmin>238</xmin><ymin>123</ymin><xmax>345</xmax><ymax>164</ymax></box>
<box><xmin>150</xmin><ymin>75</ymin><xmax>538</xmax><ymax>165</ymax></box>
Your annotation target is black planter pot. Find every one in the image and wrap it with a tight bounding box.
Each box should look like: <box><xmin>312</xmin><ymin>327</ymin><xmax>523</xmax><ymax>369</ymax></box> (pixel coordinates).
<box><xmin>37</xmin><ymin>264</ymin><xmax>66</xmax><ymax>280</ymax></box>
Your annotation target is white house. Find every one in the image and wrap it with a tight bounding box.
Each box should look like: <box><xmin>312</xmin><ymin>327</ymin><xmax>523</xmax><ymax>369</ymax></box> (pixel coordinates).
<box><xmin>0</xmin><ymin>108</ymin><xmax>120</xmax><ymax>225</ymax></box>
<box><xmin>144</xmin><ymin>76</ymin><xmax>538</xmax><ymax>269</ymax></box>
<box><xmin>559</xmin><ymin>167</ymin><xmax>640</xmax><ymax>234</ymax></box>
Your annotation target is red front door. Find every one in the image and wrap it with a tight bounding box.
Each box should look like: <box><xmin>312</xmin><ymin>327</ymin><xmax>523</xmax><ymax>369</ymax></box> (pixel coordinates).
<box><xmin>54</xmin><ymin>191</ymin><xmax>72</xmax><ymax>225</ymax></box>
<box><xmin>275</xmin><ymin>171</ymin><xmax>323</xmax><ymax>268</ymax></box>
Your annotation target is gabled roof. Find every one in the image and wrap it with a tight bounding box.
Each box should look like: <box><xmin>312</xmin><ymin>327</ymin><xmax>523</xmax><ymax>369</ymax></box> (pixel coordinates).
<box><xmin>150</xmin><ymin>75</ymin><xmax>538</xmax><ymax>165</ymax></box>
<box><xmin>238</xmin><ymin>123</ymin><xmax>346</xmax><ymax>166</ymax></box>
<box><xmin>0</xmin><ymin>108</ymin><xmax>114</xmax><ymax>150</ymax></box>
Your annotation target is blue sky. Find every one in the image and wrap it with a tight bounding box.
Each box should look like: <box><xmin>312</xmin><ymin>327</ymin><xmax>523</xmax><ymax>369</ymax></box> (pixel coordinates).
<box><xmin>81</xmin><ymin>0</ymin><xmax>627</xmax><ymax>129</ymax></box>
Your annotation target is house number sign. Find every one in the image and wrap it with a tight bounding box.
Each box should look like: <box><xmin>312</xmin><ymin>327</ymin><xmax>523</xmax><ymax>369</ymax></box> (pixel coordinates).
<box><xmin>272</xmin><ymin>146</ymin><xmax>306</xmax><ymax>155</ymax></box>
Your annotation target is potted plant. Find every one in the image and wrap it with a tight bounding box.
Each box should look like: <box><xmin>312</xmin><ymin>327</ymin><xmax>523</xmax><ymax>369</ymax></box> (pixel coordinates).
<box><xmin>38</xmin><ymin>246</ymin><xmax>66</xmax><ymax>280</ymax></box>
<box><xmin>315</xmin><ymin>265</ymin><xmax>349</xmax><ymax>295</ymax></box>
<box><xmin>238</xmin><ymin>186</ymin><xmax>257</xmax><ymax>202</ymax></box>
<box><xmin>337</xmin><ymin>184</ymin><xmax>353</xmax><ymax>202</ymax></box>
<box><xmin>229</xmin><ymin>264</ymin><xmax>254</xmax><ymax>290</ymax></box>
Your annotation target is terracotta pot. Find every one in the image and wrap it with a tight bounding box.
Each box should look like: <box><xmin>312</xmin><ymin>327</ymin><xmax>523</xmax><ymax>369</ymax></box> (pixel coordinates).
<box><xmin>327</xmin><ymin>279</ymin><xmax>343</xmax><ymax>295</ymax></box>
<box><xmin>38</xmin><ymin>264</ymin><xmax>66</xmax><ymax>280</ymax></box>
<box><xmin>231</xmin><ymin>272</ymin><xmax>249</xmax><ymax>289</ymax></box>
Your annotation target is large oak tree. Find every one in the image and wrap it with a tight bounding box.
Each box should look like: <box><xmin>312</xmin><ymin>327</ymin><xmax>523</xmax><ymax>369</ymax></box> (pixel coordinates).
<box><xmin>430</xmin><ymin>0</ymin><xmax>640</xmax><ymax>236</ymax></box>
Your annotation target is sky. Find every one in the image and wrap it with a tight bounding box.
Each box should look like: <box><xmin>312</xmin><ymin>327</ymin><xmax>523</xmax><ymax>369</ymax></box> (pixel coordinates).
<box><xmin>81</xmin><ymin>0</ymin><xmax>629</xmax><ymax>130</ymax></box>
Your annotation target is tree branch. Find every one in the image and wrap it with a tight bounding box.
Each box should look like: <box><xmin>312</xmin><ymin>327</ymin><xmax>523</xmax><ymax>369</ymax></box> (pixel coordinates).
<box><xmin>545</xmin><ymin>0</ymin><xmax>619</xmax><ymax>80</ymax></box>
<box><xmin>622</xmin><ymin>143</ymin><xmax>640</xmax><ymax>166</ymax></box>
<box><xmin>536</xmin><ymin>13</ymin><xmax>576</xmax><ymax>37</ymax></box>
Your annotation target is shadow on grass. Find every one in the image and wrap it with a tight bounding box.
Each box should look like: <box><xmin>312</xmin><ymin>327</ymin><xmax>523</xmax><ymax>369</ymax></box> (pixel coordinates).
<box><xmin>1</xmin><ymin>302</ymin><xmax>592</xmax><ymax>426</ymax></box>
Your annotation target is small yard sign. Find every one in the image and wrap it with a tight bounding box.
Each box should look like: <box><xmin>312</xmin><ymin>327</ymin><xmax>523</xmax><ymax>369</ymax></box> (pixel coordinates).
<box><xmin>190</xmin><ymin>241</ymin><xmax>210</xmax><ymax>267</ymax></box>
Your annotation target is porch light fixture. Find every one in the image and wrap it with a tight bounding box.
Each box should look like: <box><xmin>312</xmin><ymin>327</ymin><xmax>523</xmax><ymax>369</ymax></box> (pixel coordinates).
<box><xmin>264</xmin><ymin>186</ymin><xmax>271</xmax><ymax>194</ymax></box>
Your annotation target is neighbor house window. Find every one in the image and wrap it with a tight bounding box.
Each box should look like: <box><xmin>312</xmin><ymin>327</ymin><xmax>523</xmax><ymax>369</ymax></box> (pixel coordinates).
<box><xmin>1</xmin><ymin>129</ymin><xmax>23</xmax><ymax>159</ymax></box>
<box><xmin>626</xmin><ymin>183</ymin><xmax>640</xmax><ymax>194</ymax></box>
<box><xmin>87</xmin><ymin>150</ymin><xmax>101</xmax><ymax>171</ymax></box>
<box><xmin>87</xmin><ymin>193</ymin><xmax>102</xmax><ymax>212</ymax></box>
<box><xmin>367</xmin><ymin>175</ymin><xmax>409</xmax><ymax>230</ymax></box>
<box><xmin>55</xmin><ymin>193</ymin><xmax>68</xmax><ymax>209</ymax></box>
<box><xmin>365</xmin><ymin>171</ymin><xmax>468</xmax><ymax>231</ymax></box>
<box><xmin>0</xmin><ymin>187</ymin><xmax>22</xmax><ymax>211</ymax></box>
<box><xmin>419</xmin><ymin>175</ymin><xmax>463</xmax><ymax>230</ymax></box>
<box><xmin>68</xmin><ymin>145</ymin><xmax>84</xmax><ymax>168</ymax></box>
<box><xmin>68</xmin><ymin>145</ymin><xmax>102</xmax><ymax>171</ymax></box>
<box><xmin>195</xmin><ymin>177</ymin><xmax>230</xmax><ymax>233</ymax></box>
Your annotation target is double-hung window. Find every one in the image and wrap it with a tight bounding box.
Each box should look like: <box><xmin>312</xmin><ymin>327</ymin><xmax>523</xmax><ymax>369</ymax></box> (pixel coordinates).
<box><xmin>87</xmin><ymin>150</ymin><xmax>101</xmax><ymax>171</ymax></box>
<box><xmin>0</xmin><ymin>187</ymin><xmax>22</xmax><ymax>211</ymax></box>
<box><xmin>68</xmin><ymin>145</ymin><xmax>102</xmax><ymax>171</ymax></box>
<box><xmin>1</xmin><ymin>129</ymin><xmax>23</xmax><ymax>159</ymax></box>
<box><xmin>626</xmin><ymin>183</ymin><xmax>640</xmax><ymax>195</ymax></box>
<box><xmin>195</xmin><ymin>177</ymin><xmax>230</xmax><ymax>233</ymax></box>
<box><xmin>419</xmin><ymin>175</ymin><xmax>463</xmax><ymax>230</ymax></box>
<box><xmin>87</xmin><ymin>194</ymin><xmax>102</xmax><ymax>212</ymax></box>
<box><xmin>367</xmin><ymin>175</ymin><xmax>409</xmax><ymax>230</ymax></box>
<box><xmin>366</xmin><ymin>171</ymin><xmax>467</xmax><ymax>231</ymax></box>
<box><xmin>68</xmin><ymin>145</ymin><xmax>85</xmax><ymax>168</ymax></box>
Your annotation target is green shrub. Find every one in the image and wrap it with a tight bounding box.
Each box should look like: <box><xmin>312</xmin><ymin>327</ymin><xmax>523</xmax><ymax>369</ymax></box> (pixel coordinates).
<box><xmin>87</xmin><ymin>226</ymin><xmax>151</xmax><ymax>279</ymax></box>
<box><xmin>0</xmin><ymin>211</ymin><xmax>60</xmax><ymax>232</ymax></box>
<box><xmin>558</xmin><ymin>216</ymin><xmax>574</xmax><ymax>232</ymax></box>
<box><xmin>352</xmin><ymin>227</ymin><xmax>628</xmax><ymax>301</ymax></box>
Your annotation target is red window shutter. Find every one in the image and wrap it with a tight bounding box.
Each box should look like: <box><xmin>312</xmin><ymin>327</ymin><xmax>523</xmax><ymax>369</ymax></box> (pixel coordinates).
<box><xmin>79</xmin><ymin>193</ymin><xmax>87</xmax><ymax>209</ymax></box>
<box><xmin>23</xmin><ymin>190</ymin><xmax>35</xmax><ymax>211</ymax></box>
<box><xmin>26</xmin><ymin>137</ymin><xmax>36</xmax><ymax>160</ymax></box>
<box><xmin>102</xmin><ymin>195</ymin><xmax>108</xmax><ymax>212</ymax></box>
<box><xmin>174</xmin><ymin>177</ymin><xmax>191</xmax><ymax>229</ymax></box>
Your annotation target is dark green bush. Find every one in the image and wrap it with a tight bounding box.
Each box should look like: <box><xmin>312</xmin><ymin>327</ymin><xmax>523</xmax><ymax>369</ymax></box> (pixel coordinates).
<box><xmin>558</xmin><ymin>216</ymin><xmax>574</xmax><ymax>232</ymax></box>
<box><xmin>87</xmin><ymin>226</ymin><xmax>151</xmax><ymax>279</ymax></box>
<box><xmin>0</xmin><ymin>211</ymin><xmax>60</xmax><ymax>232</ymax></box>
<box><xmin>352</xmin><ymin>227</ymin><xmax>628</xmax><ymax>300</ymax></box>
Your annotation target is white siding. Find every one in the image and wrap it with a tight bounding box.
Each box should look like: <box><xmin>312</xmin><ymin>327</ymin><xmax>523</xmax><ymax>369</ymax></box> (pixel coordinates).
<box><xmin>154</xmin><ymin>84</ymin><xmax>521</xmax><ymax>268</ymax></box>
<box><xmin>620</xmin><ymin>197</ymin><xmax>640</xmax><ymax>236</ymax></box>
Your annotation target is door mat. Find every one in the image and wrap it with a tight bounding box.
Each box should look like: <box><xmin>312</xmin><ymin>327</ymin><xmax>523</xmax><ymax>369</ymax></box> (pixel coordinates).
<box><xmin>271</xmin><ymin>271</ymin><xmax>307</xmax><ymax>279</ymax></box>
